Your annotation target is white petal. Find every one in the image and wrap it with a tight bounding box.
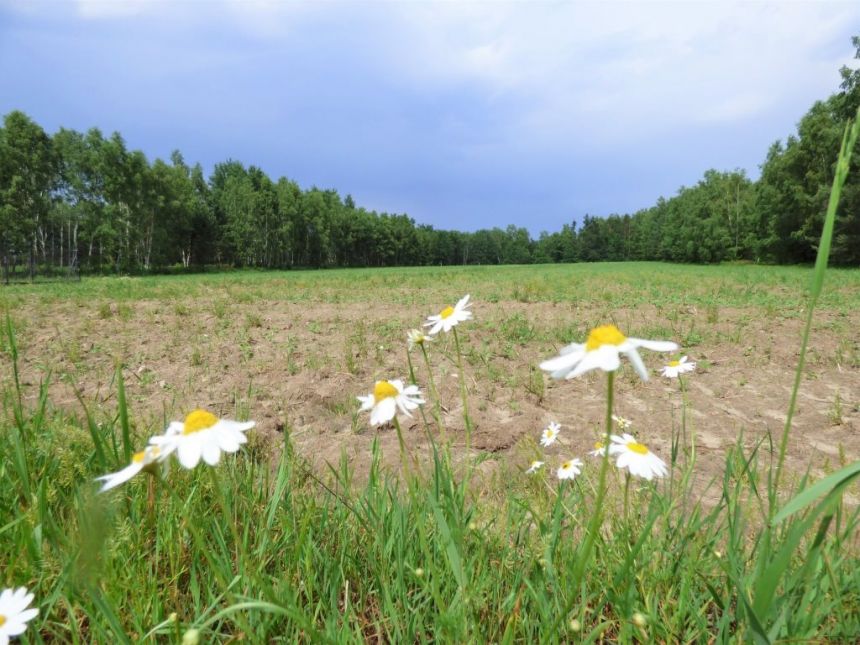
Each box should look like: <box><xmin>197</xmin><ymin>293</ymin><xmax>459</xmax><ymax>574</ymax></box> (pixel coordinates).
<box><xmin>426</xmin><ymin>320</ymin><xmax>444</xmax><ymax>335</ymax></box>
<box><xmin>567</xmin><ymin>348</ymin><xmax>612</xmax><ymax>378</ymax></box>
<box><xmin>629</xmin><ymin>338</ymin><xmax>679</xmax><ymax>352</ymax></box>
<box><xmin>96</xmin><ymin>462</ymin><xmax>143</xmax><ymax>492</ymax></box>
<box><xmin>202</xmin><ymin>441</ymin><xmax>222</xmax><ymax>466</ymax></box>
<box><xmin>218</xmin><ymin>419</ymin><xmax>255</xmax><ymax>433</ymax></box>
<box><xmin>217</xmin><ymin>431</ymin><xmax>241</xmax><ymax>453</ymax></box>
<box><xmin>539</xmin><ymin>349</ymin><xmax>584</xmax><ymax>374</ymax></box>
<box><xmin>16</xmin><ymin>608</ymin><xmax>38</xmax><ymax>623</ymax></box>
<box><xmin>559</xmin><ymin>342</ymin><xmax>584</xmax><ymax>356</ymax></box>
<box><xmin>177</xmin><ymin>440</ymin><xmax>202</xmax><ymax>469</ymax></box>
<box><xmin>616</xmin><ymin>452</ymin><xmax>633</xmax><ymax>469</ymax></box>
<box><xmin>624</xmin><ymin>347</ymin><xmax>649</xmax><ymax>381</ymax></box>
<box><xmin>370</xmin><ymin>397</ymin><xmax>397</xmax><ymax>425</ymax></box>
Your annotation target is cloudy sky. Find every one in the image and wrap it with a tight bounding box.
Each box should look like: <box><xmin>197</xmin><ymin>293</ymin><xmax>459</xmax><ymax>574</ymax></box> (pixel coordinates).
<box><xmin>1</xmin><ymin>1</ymin><xmax>858</xmax><ymax>233</ymax></box>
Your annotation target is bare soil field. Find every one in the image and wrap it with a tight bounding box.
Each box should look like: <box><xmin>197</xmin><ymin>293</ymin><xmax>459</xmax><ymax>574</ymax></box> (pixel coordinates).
<box><xmin>3</xmin><ymin>263</ymin><xmax>858</xmax><ymax>504</ymax></box>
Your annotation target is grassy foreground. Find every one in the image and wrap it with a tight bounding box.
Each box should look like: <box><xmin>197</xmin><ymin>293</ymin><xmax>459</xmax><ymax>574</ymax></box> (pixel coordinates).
<box><xmin>1</xmin><ymin>314</ymin><xmax>860</xmax><ymax>643</ymax></box>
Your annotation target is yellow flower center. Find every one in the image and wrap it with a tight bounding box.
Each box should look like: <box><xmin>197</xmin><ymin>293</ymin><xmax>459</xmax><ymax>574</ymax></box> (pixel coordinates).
<box><xmin>628</xmin><ymin>442</ymin><xmax>650</xmax><ymax>455</ymax></box>
<box><xmin>373</xmin><ymin>380</ymin><xmax>399</xmax><ymax>403</ymax></box>
<box><xmin>668</xmin><ymin>360</ymin><xmax>681</xmax><ymax>367</ymax></box>
<box><xmin>132</xmin><ymin>450</ymin><xmax>146</xmax><ymax>464</ymax></box>
<box><xmin>561</xmin><ymin>461</ymin><xmax>572</xmax><ymax>470</ymax></box>
<box><xmin>594</xmin><ymin>441</ymin><xmax>604</xmax><ymax>450</ymax></box>
<box><xmin>585</xmin><ymin>324</ymin><xmax>627</xmax><ymax>351</ymax></box>
<box><xmin>440</xmin><ymin>305</ymin><xmax>455</xmax><ymax>319</ymax></box>
<box><xmin>0</xmin><ymin>615</ymin><xmax>5</xmax><ymax>627</ymax></box>
<box><xmin>183</xmin><ymin>409</ymin><xmax>219</xmax><ymax>435</ymax></box>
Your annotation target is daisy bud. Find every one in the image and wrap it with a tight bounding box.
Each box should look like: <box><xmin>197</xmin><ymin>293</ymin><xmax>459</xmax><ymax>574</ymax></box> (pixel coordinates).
<box><xmin>182</xmin><ymin>629</ymin><xmax>201</xmax><ymax>645</ymax></box>
<box><xmin>568</xmin><ymin>618</ymin><xmax>581</xmax><ymax>632</ymax></box>
<box><xmin>632</xmin><ymin>612</ymin><xmax>647</xmax><ymax>628</ymax></box>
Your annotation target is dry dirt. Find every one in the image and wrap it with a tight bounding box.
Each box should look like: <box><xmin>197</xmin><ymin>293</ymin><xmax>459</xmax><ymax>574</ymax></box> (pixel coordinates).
<box><xmin>5</xmin><ymin>295</ymin><xmax>860</xmax><ymax>502</ymax></box>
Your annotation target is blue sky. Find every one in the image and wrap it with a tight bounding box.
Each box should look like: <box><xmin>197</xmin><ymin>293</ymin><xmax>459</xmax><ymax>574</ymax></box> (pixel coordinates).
<box><xmin>2</xmin><ymin>1</ymin><xmax>859</xmax><ymax>234</ymax></box>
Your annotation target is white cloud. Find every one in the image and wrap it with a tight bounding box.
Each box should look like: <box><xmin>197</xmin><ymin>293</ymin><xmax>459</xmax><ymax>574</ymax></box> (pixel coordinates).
<box><xmin>6</xmin><ymin>0</ymin><xmax>858</xmax><ymax>148</ymax></box>
<box><xmin>371</xmin><ymin>1</ymin><xmax>860</xmax><ymax>145</ymax></box>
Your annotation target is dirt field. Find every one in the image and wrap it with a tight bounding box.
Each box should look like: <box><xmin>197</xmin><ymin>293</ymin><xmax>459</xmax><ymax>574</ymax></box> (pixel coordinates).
<box><xmin>3</xmin><ymin>263</ymin><xmax>859</xmax><ymax>502</ymax></box>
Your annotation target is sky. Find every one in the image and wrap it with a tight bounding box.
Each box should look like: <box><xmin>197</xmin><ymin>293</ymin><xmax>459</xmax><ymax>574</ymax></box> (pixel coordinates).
<box><xmin>1</xmin><ymin>1</ymin><xmax>859</xmax><ymax>234</ymax></box>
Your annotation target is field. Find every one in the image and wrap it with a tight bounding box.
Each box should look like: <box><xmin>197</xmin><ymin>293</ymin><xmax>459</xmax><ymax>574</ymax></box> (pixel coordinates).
<box><xmin>2</xmin><ymin>262</ymin><xmax>860</xmax><ymax>642</ymax></box>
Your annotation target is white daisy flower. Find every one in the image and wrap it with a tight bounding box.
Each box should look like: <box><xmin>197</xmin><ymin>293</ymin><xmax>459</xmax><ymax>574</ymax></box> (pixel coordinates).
<box><xmin>661</xmin><ymin>356</ymin><xmax>696</xmax><ymax>378</ymax></box>
<box><xmin>587</xmin><ymin>440</ymin><xmax>620</xmax><ymax>457</ymax></box>
<box><xmin>611</xmin><ymin>433</ymin><xmax>668</xmax><ymax>481</ymax></box>
<box><xmin>407</xmin><ymin>328</ymin><xmax>432</xmax><ymax>350</ymax></box>
<box><xmin>424</xmin><ymin>294</ymin><xmax>473</xmax><ymax>335</ymax></box>
<box><xmin>612</xmin><ymin>414</ymin><xmax>632</xmax><ymax>430</ymax></box>
<box><xmin>149</xmin><ymin>409</ymin><xmax>254</xmax><ymax>470</ymax></box>
<box><xmin>357</xmin><ymin>379</ymin><xmax>425</xmax><ymax>426</ymax></box>
<box><xmin>0</xmin><ymin>586</ymin><xmax>38</xmax><ymax>643</ymax></box>
<box><xmin>525</xmin><ymin>460</ymin><xmax>544</xmax><ymax>474</ymax></box>
<box><xmin>557</xmin><ymin>458</ymin><xmax>583</xmax><ymax>481</ymax></box>
<box><xmin>539</xmin><ymin>324</ymin><xmax>678</xmax><ymax>382</ymax></box>
<box><xmin>539</xmin><ymin>421</ymin><xmax>561</xmax><ymax>447</ymax></box>
<box><xmin>95</xmin><ymin>444</ymin><xmax>173</xmax><ymax>492</ymax></box>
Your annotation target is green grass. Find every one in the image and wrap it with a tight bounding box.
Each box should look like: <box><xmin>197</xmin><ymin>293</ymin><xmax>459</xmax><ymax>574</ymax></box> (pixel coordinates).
<box><xmin>2</xmin><ymin>261</ymin><xmax>860</xmax><ymax>314</ymax></box>
<box><xmin>2</xmin><ymin>357</ymin><xmax>860</xmax><ymax>642</ymax></box>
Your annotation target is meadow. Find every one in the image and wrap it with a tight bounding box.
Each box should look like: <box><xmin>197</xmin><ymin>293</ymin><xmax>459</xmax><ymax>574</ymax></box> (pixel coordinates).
<box><xmin>1</xmin><ymin>258</ymin><xmax>859</xmax><ymax>643</ymax></box>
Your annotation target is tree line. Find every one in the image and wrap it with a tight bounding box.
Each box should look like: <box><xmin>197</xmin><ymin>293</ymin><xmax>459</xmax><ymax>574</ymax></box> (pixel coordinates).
<box><xmin>2</xmin><ymin>37</ymin><xmax>859</xmax><ymax>274</ymax></box>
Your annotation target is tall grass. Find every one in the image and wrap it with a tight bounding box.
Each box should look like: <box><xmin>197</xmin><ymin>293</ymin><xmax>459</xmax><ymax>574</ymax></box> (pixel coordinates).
<box><xmin>1</xmin><ymin>106</ymin><xmax>859</xmax><ymax>642</ymax></box>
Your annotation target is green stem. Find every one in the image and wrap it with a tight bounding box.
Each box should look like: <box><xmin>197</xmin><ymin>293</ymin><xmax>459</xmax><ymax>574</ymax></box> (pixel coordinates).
<box><xmin>678</xmin><ymin>375</ymin><xmax>696</xmax><ymax>495</ymax></box>
<box><xmin>452</xmin><ymin>327</ymin><xmax>473</xmax><ymax>449</ymax></box>
<box><xmin>406</xmin><ymin>347</ymin><xmax>431</xmax><ymax>429</ymax></box>
<box><xmin>552</xmin><ymin>370</ymin><xmax>614</xmax><ymax>635</ymax></box>
<box><xmin>208</xmin><ymin>465</ymin><xmax>247</xmax><ymax>576</ymax></box>
<box><xmin>393</xmin><ymin>416</ymin><xmax>407</xmax><ymax>459</ymax></box>
<box><xmin>623</xmin><ymin>472</ymin><xmax>631</xmax><ymax>524</ymax></box>
<box><xmin>420</xmin><ymin>343</ymin><xmax>447</xmax><ymax>443</ymax></box>
<box><xmin>393</xmin><ymin>416</ymin><xmax>416</xmax><ymax>476</ymax></box>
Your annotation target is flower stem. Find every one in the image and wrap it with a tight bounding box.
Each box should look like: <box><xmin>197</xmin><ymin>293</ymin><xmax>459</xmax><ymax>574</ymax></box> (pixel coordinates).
<box><xmin>452</xmin><ymin>327</ymin><xmax>473</xmax><ymax>449</ymax></box>
<box><xmin>393</xmin><ymin>416</ymin><xmax>416</xmax><ymax>476</ymax></box>
<box><xmin>623</xmin><ymin>472</ymin><xmax>631</xmax><ymax>524</ymax></box>
<box><xmin>406</xmin><ymin>347</ymin><xmax>431</xmax><ymax>429</ymax></box>
<box><xmin>678</xmin><ymin>374</ymin><xmax>696</xmax><ymax>491</ymax></box>
<box><xmin>553</xmin><ymin>370</ymin><xmax>614</xmax><ymax>633</ymax></box>
<box><xmin>420</xmin><ymin>343</ymin><xmax>447</xmax><ymax>443</ymax></box>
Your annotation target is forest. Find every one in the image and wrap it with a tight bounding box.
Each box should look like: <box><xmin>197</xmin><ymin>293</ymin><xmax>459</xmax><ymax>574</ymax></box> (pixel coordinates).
<box><xmin>1</xmin><ymin>38</ymin><xmax>859</xmax><ymax>274</ymax></box>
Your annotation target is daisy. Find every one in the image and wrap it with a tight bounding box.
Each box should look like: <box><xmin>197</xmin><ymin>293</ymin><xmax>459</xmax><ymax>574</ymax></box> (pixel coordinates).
<box><xmin>661</xmin><ymin>356</ymin><xmax>696</xmax><ymax>378</ymax></box>
<box><xmin>0</xmin><ymin>586</ymin><xmax>38</xmax><ymax>644</ymax></box>
<box><xmin>557</xmin><ymin>458</ymin><xmax>583</xmax><ymax>480</ymax></box>
<box><xmin>149</xmin><ymin>409</ymin><xmax>254</xmax><ymax>469</ymax></box>
<box><xmin>407</xmin><ymin>328</ymin><xmax>432</xmax><ymax>350</ymax></box>
<box><xmin>539</xmin><ymin>421</ymin><xmax>561</xmax><ymax>447</ymax></box>
<box><xmin>424</xmin><ymin>294</ymin><xmax>472</xmax><ymax>335</ymax></box>
<box><xmin>611</xmin><ymin>433</ymin><xmax>668</xmax><ymax>481</ymax></box>
<box><xmin>587</xmin><ymin>440</ymin><xmax>620</xmax><ymax>457</ymax></box>
<box><xmin>539</xmin><ymin>324</ymin><xmax>678</xmax><ymax>381</ymax></box>
<box><xmin>612</xmin><ymin>414</ymin><xmax>632</xmax><ymax>430</ymax></box>
<box><xmin>525</xmin><ymin>460</ymin><xmax>544</xmax><ymax>474</ymax></box>
<box><xmin>357</xmin><ymin>379</ymin><xmax>425</xmax><ymax>426</ymax></box>
<box><xmin>95</xmin><ymin>444</ymin><xmax>173</xmax><ymax>492</ymax></box>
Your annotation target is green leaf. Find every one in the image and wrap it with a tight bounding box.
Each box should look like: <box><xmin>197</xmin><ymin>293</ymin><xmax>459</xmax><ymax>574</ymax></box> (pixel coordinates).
<box><xmin>773</xmin><ymin>461</ymin><xmax>860</xmax><ymax>524</ymax></box>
